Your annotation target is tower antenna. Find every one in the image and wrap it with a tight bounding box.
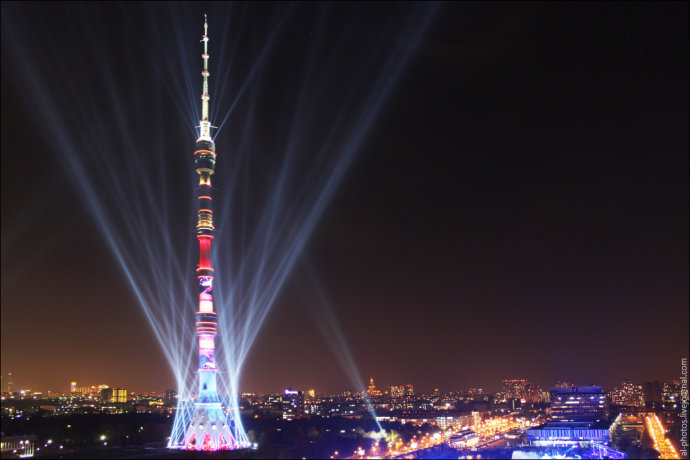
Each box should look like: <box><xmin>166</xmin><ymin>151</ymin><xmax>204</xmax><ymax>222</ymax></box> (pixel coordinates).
<box><xmin>199</xmin><ymin>13</ymin><xmax>211</xmax><ymax>141</ymax></box>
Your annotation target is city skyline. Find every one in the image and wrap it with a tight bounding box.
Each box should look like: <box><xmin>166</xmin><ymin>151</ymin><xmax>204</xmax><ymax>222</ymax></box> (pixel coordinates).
<box><xmin>1</xmin><ymin>2</ymin><xmax>688</xmax><ymax>397</ymax></box>
<box><xmin>0</xmin><ymin>374</ymin><xmax>683</xmax><ymax>399</ymax></box>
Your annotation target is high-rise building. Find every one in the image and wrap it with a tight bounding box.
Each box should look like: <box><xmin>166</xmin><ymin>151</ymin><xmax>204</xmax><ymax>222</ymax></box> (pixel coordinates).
<box><xmin>610</xmin><ymin>380</ymin><xmax>645</xmax><ymax>408</ymax></box>
<box><xmin>390</xmin><ymin>385</ymin><xmax>405</xmax><ymax>397</ymax></box>
<box><xmin>70</xmin><ymin>382</ymin><xmax>77</xmax><ymax>394</ymax></box>
<box><xmin>550</xmin><ymin>386</ymin><xmax>607</xmax><ymax>424</ymax></box>
<box><xmin>306</xmin><ymin>388</ymin><xmax>315</xmax><ymax>398</ymax></box>
<box><xmin>502</xmin><ymin>379</ymin><xmax>529</xmax><ymax>400</ymax></box>
<box><xmin>405</xmin><ymin>384</ymin><xmax>415</xmax><ymax>396</ymax></box>
<box><xmin>282</xmin><ymin>389</ymin><xmax>305</xmax><ymax>420</ymax></box>
<box><xmin>111</xmin><ymin>388</ymin><xmax>127</xmax><ymax>403</ymax></box>
<box><xmin>168</xmin><ymin>17</ymin><xmax>248</xmax><ymax>451</ymax></box>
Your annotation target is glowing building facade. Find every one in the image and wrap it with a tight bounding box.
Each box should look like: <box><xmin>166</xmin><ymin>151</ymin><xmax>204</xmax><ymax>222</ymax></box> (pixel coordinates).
<box><xmin>502</xmin><ymin>379</ymin><xmax>529</xmax><ymax>400</ymax></box>
<box><xmin>282</xmin><ymin>389</ymin><xmax>305</xmax><ymax>420</ymax></box>
<box><xmin>168</xmin><ymin>16</ymin><xmax>249</xmax><ymax>451</ymax></box>
<box><xmin>550</xmin><ymin>386</ymin><xmax>607</xmax><ymax>424</ymax></box>
<box><xmin>111</xmin><ymin>387</ymin><xmax>127</xmax><ymax>403</ymax></box>
<box><xmin>525</xmin><ymin>386</ymin><xmax>616</xmax><ymax>451</ymax></box>
<box><xmin>609</xmin><ymin>380</ymin><xmax>645</xmax><ymax>408</ymax></box>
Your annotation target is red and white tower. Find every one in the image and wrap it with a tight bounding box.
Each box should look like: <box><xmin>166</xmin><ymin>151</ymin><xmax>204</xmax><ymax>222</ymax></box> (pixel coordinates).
<box><xmin>172</xmin><ymin>15</ymin><xmax>248</xmax><ymax>451</ymax></box>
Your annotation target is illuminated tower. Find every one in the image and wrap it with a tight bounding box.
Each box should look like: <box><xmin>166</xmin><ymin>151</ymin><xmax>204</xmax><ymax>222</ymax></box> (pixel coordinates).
<box><xmin>172</xmin><ymin>15</ymin><xmax>248</xmax><ymax>451</ymax></box>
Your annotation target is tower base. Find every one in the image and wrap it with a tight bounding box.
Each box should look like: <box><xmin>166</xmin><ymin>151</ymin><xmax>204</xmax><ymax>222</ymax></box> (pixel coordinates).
<box><xmin>170</xmin><ymin>402</ymin><xmax>250</xmax><ymax>451</ymax></box>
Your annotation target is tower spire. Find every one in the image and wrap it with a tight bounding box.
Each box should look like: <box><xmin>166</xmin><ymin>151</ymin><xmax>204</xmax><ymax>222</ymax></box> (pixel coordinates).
<box><xmin>199</xmin><ymin>14</ymin><xmax>211</xmax><ymax>141</ymax></box>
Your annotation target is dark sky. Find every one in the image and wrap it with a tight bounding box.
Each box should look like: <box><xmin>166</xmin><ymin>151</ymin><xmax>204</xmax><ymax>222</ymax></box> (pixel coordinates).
<box><xmin>1</xmin><ymin>2</ymin><xmax>688</xmax><ymax>395</ymax></box>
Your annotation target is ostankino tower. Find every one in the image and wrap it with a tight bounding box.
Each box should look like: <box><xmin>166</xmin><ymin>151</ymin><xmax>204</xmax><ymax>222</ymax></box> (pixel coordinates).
<box><xmin>170</xmin><ymin>15</ymin><xmax>249</xmax><ymax>451</ymax></box>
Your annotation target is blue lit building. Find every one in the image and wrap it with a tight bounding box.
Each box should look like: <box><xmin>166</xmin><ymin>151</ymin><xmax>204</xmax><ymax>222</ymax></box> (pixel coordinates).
<box><xmin>525</xmin><ymin>423</ymin><xmax>611</xmax><ymax>446</ymax></box>
<box><xmin>550</xmin><ymin>385</ymin><xmax>607</xmax><ymax>423</ymax></box>
<box><xmin>282</xmin><ymin>389</ymin><xmax>305</xmax><ymax>420</ymax></box>
<box><xmin>526</xmin><ymin>386</ymin><xmax>612</xmax><ymax>447</ymax></box>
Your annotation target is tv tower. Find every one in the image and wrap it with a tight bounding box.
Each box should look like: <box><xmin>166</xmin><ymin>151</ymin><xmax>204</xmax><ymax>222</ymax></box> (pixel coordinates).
<box><xmin>170</xmin><ymin>15</ymin><xmax>248</xmax><ymax>451</ymax></box>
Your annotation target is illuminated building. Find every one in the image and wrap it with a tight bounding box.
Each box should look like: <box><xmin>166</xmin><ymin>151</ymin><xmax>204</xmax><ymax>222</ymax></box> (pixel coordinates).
<box><xmin>307</xmin><ymin>388</ymin><xmax>315</xmax><ymax>398</ymax></box>
<box><xmin>405</xmin><ymin>384</ymin><xmax>415</xmax><ymax>396</ymax></box>
<box><xmin>448</xmin><ymin>430</ymin><xmax>478</xmax><ymax>448</ymax></box>
<box><xmin>390</xmin><ymin>385</ymin><xmax>405</xmax><ymax>397</ymax></box>
<box><xmin>435</xmin><ymin>412</ymin><xmax>479</xmax><ymax>429</ymax></box>
<box><xmin>550</xmin><ymin>386</ymin><xmax>607</xmax><ymax>424</ymax></box>
<box><xmin>610</xmin><ymin>380</ymin><xmax>645</xmax><ymax>408</ymax></box>
<box><xmin>71</xmin><ymin>385</ymin><xmax>93</xmax><ymax>396</ymax></box>
<box><xmin>111</xmin><ymin>388</ymin><xmax>127</xmax><ymax>403</ymax></box>
<box><xmin>526</xmin><ymin>424</ymin><xmax>611</xmax><ymax>445</ymax></box>
<box><xmin>501</xmin><ymin>379</ymin><xmax>528</xmax><ymax>400</ymax></box>
<box><xmin>526</xmin><ymin>386</ymin><xmax>612</xmax><ymax>448</ymax></box>
<box><xmin>7</xmin><ymin>373</ymin><xmax>15</xmax><ymax>393</ymax></box>
<box><xmin>367</xmin><ymin>377</ymin><xmax>382</xmax><ymax>397</ymax></box>
<box><xmin>169</xmin><ymin>16</ymin><xmax>248</xmax><ymax>451</ymax></box>
<box><xmin>282</xmin><ymin>389</ymin><xmax>305</xmax><ymax>420</ymax></box>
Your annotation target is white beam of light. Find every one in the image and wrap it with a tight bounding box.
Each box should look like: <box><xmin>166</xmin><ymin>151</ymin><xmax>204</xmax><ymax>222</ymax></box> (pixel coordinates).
<box><xmin>299</xmin><ymin>263</ymin><xmax>383</xmax><ymax>431</ymax></box>
<box><xmin>2</xmin><ymin>6</ymin><xmax>201</xmax><ymax>399</ymax></box>
<box><xmin>213</xmin><ymin>3</ymin><xmax>440</xmax><ymax>395</ymax></box>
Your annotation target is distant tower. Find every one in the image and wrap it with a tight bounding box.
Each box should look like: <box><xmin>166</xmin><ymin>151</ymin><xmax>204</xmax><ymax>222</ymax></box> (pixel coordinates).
<box><xmin>168</xmin><ymin>15</ymin><xmax>249</xmax><ymax>452</ymax></box>
<box><xmin>367</xmin><ymin>377</ymin><xmax>381</xmax><ymax>396</ymax></box>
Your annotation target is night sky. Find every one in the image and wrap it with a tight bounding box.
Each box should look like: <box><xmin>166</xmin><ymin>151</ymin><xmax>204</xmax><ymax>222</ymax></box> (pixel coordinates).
<box><xmin>1</xmin><ymin>3</ymin><xmax>688</xmax><ymax>395</ymax></box>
